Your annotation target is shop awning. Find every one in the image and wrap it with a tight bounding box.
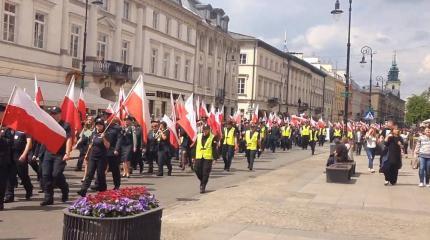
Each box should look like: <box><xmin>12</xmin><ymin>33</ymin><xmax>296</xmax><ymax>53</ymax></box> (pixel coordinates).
<box><xmin>0</xmin><ymin>75</ymin><xmax>112</xmax><ymax>110</ymax></box>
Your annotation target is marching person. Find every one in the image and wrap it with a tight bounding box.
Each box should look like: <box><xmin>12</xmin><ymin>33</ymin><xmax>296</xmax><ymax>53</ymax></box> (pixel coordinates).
<box><xmin>382</xmin><ymin>123</ymin><xmax>403</xmax><ymax>186</ymax></box>
<box><xmin>221</xmin><ymin>121</ymin><xmax>238</xmax><ymax>172</ymax></box>
<box><xmin>145</xmin><ymin>120</ymin><xmax>159</xmax><ymax>174</ymax></box>
<box><xmin>301</xmin><ymin>122</ymin><xmax>311</xmax><ymax>150</ymax></box>
<box><xmin>115</xmin><ymin>116</ymin><xmax>136</xmax><ymax>178</ymax></box>
<box><xmin>245</xmin><ymin>124</ymin><xmax>260</xmax><ymax>171</ymax></box>
<box><xmin>318</xmin><ymin>127</ymin><xmax>327</xmax><ymax>146</ymax></box>
<box><xmin>193</xmin><ymin>125</ymin><xmax>218</xmax><ymax>193</ymax></box>
<box><xmin>77</xmin><ymin>118</ymin><xmax>110</xmax><ymax>197</ymax></box>
<box><xmin>258</xmin><ymin>121</ymin><xmax>267</xmax><ymax>157</ymax></box>
<box><xmin>414</xmin><ymin>126</ymin><xmax>430</xmax><ymax>187</ymax></box>
<box><xmin>104</xmin><ymin>117</ymin><xmax>122</xmax><ymax>190</ymax></box>
<box><xmin>268</xmin><ymin>122</ymin><xmax>280</xmax><ymax>153</ymax></box>
<box><xmin>281</xmin><ymin>123</ymin><xmax>292</xmax><ymax>151</ymax></box>
<box><xmin>156</xmin><ymin>121</ymin><xmax>172</xmax><ymax>176</ymax></box>
<box><xmin>0</xmin><ymin>104</ymin><xmax>14</xmax><ymax>211</ymax></box>
<box><xmin>74</xmin><ymin>116</ymin><xmax>94</xmax><ymax>172</ymax></box>
<box><xmin>132</xmin><ymin>123</ymin><xmax>144</xmax><ymax>174</ymax></box>
<box><xmin>333</xmin><ymin>126</ymin><xmax>342</xmax><ymax>141</ymax></box>
<box><xmin>40</xmin><ymin>107</ymin><xmax>71</xmax><ymax>206</ymax></box>
<box><xmin>4</xmin><ymin>130</ymin><xmax>33</xmax><ymax>203</ymax></box>
<box><xmin>309</xmin><ymin>126</ymin><xmax>319</xmax><ymax>155</ymax></box>
<box><xmin>179</xmin><ymin>127</ymin><xmax>192</xmax><ymax>171</ymax></box>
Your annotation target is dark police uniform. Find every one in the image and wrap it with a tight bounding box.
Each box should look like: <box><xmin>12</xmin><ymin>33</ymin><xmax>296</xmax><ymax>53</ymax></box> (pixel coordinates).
<box><xmin>0</xmin><ymin>127</ymin><xmax>14</xmax><ymax>210</ymax></box>
<box><xmin>41</xmin><ymin>120</ymin><xmax>71</xmax><ymax>205</ymax></box>
<box><xmin>78</xmin><ymin>130</ymin><xmax>108</xmax><ymax>196</ymax></box>
<box><xmin>157</xmin><ymin>129</ymin><xmax>171</xmax><ymax>176</ymax></box>
<box><xmin>116</xmin><ymin>125</ymin><xmax>136</xmax><ymax>163</ymax></box>
<box><xmin>5</xmin><ymin>131</ymin><xmax>33</xmax><ymax>201</ymax></box>
<box><xmin>105</xmin><ymin>123</ymin><xmax>121</xmax><ymax>189</ymax></box>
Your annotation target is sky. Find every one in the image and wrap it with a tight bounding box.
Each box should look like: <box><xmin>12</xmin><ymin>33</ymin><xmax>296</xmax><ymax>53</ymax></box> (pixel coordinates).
<box><xmin>209</xmin><ymin>0</ymin><xmax>430</xmax><ymax>99</ymax></box>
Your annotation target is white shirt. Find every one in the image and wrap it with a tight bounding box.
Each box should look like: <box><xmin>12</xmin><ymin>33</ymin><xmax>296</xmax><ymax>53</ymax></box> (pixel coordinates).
<box><xmin>366</xmin><ymin>136</ymin><xmax>377</xmax><ymax>148</ymax></box>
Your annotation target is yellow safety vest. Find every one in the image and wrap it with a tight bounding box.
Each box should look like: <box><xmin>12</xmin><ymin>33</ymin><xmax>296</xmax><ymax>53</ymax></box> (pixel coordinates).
<box><xmin>334</xmin><ymin>129</ymin><xmax>342</xmax><ymax>137</ymax></box>
<box><xmin>196</xmin><ymin>133</ymin><xmax>215</xmax><ymax>160</ymax></box>
<box><xmin>310</xmin><ymin>130</ymin><xmax>318</xmax><ymax>142</ymax></box>
<box><xmin>347</xmin><ymin>131</ymin><xmax>353</xmax><ymax>139</ymax></box>
<box><xmin>260</xmin><ymin>127</ymin><xmax>266</xmax><ymax>138</ymax></box>
<box><xmin>319</xmin><ymin>128</ymin><xmax>326</xmax><ymax>136</ymax></box>
<box><xmin>223</xmin><ymin>127</ymin><xmax>235</xmax><ymax>146</ymax></box>
<box><xmin>301</xmin><ymin>126</ymin><xmax>310</xmax><ymax>136</ymax></box>
<box><xmin>245</xmin><ymin>130</ymin><xmax>259</xmax><ymax>151</ymax></box>
<box><xmin>282</xmin><ymin>126</ymin><xmax>291</xmax><ymax>137</ymax></box>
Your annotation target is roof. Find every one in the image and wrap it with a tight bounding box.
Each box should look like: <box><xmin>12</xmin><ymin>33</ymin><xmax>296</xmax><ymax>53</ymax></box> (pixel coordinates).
<box><xmin>0</xmin><ymin>75</ymin><xmax>112</xmax><ymax>110</ymax></box>
<box><xmin>230</xmin><ymin>32</ymin><xmax>327</xmax><ymax>77</ymax></box>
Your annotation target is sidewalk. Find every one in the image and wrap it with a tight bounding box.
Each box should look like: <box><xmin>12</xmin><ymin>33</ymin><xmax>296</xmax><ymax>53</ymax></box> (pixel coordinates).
<box><xmin>162</xmin><ymin>150</ymin><xmax>430</xmax><ymax>240</ymax></box>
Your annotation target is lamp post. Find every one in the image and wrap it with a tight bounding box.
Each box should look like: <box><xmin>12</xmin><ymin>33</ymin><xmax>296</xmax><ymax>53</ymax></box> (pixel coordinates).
<box><xmin>331</xmin><ymin>0</ymin><xmax>352</xmax><ymax>135</ymax></box>
<box><xmin>360</xmin><ymin>45</ymin><xmax>375</xmax><ymax>113</ymax></box>
<box><xmin>81</xmin><ymin>0</ymin><xmax>103</xmax><ymax>90</ymax></box>
<box><xmin>376</xmin><ymin>75</ymin><xmax>384</xmax><ymax>91</ymax></box>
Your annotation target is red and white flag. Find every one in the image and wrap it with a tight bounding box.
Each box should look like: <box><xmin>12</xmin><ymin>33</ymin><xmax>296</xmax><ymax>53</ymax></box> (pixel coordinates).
<box><xmin>199</xmin><ymin>99</ymin><xmax>209</xmax><ymax>119</ymax></box>
<box><xmin>252</xmin><ymin>104</ymin><xmax>259</xmax><ymax>124</ymax></box>
<box><xmin>175</xmin><ymin>95</ymin><xmax>186</xmax><ymax>120</ymax></box>
<box><xmin>207</xmin><ymin>104</ymin><xmax>220</xmax><ymax>136</ymax></box>
<box><xmin>60</xmin><ymin>76</ymin><xmax>81</xmax><ymax>133</ymax></box>
<box><xmin>177</xmin><ymin>94</ymin><xmax>197</xmax><ymax>142</ymax></box>
<box><xmin>3</xmin><ymin>87</ymin><xmax>66</xmax><ymax>153</ymax></box>
<box><xmin>196</xmin><ymin>96</ymin><xmax>200</xmax><ymax>120</ymax></box>
<box><xmin>232</xmin><ymin>109</ymin><xmax>242</xmax><ymax>125</ymax></box>
<box><xmin>34</xmin><ymin>75</ymin><xmax>44</xmax><ymax>106</ymax></box>
<box><xmin>77</xmin><ymin>88</ymin><xmax>87</xmax><ymax>122</ymax></box>
<box><xmin>123</xmin><ymin>75</ymin><xmax>151</xmax><ymax>143</ymax></box>
<box><xmin>162</xmin><ymin>115</ymin><xmax>179</xmax><ymax>149</ymax></box>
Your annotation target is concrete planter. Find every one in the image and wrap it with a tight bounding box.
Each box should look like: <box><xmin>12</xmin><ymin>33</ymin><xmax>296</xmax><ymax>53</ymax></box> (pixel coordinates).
<box><xmin>63</xmin><ymin>208</ymin><xmax>162</xmax><ymax>240</ymax></box>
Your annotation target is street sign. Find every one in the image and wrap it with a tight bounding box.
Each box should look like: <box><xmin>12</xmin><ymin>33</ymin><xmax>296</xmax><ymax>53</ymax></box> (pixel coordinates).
<box><xmin>364</xmin><ymin>111</ymin><xmax>374</xmax><ymax>120</ymax></box>
<box><xmin>341</xmin><ymin>92</ymin><xmax>351</xmax><ymax>97</ymax></box>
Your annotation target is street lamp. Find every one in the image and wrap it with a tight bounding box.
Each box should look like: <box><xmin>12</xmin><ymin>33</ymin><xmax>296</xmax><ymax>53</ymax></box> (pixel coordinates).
<box><xmin>81</xmin><ymin>0</ymin><xmax>104</xmax><ymax>89</ymax></box>
<box><xmin>331</xmin><ymin>0</ymin><xmax>352</xmax><ymax>135</ymax></box>
<box><xmin>360</xmin><ymin>45</ymin><xmax>375</xmax><ymax>113</ymax></box>
<box><xmin>376</xmin><ymin>75</ymin><xmax>384</xmax><ymax>91</ymax></box>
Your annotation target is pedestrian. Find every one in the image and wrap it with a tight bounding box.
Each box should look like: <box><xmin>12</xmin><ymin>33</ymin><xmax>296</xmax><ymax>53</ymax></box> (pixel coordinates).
<box><xmin>333</xmin><ymin>138</ymin><xmax>348</xmax><ymax>163</ymax></box>
<box><xmin>301</xmin><ymin>122</ymin><xmax>311</xmax><ymax>150</ymax></box>
<box><xmin>145</xmin><ymin>121</ymin><xmax>159</xmax><ymax>174</ymax></box>
<box><xmin>40</xmin><ymin>107</ymin><xmax>71</xmax><ymax>206</ymax></box>
<box><xmin>132</xmin><ymin>123</ymin><xmax>143</xmax><ymax>174</ymax></box>
<box><xmin>309</xmin><ymin>126</ymin><xmax>319</xmax><ymax>155</ymax></box>
<box><xmin>414</xmin><ymin>126</ymin><xmax>430</xmax><ymax>187</ymax></box>
<box><xmin>179</xmin><ymin>127</ymin><xmax>192</xmax><ymax>171</ymax></box>
<box><xmin>245</xmin><ymin>124</ymin><xmax>260</xmax><ymax>171</ymax></box>
<box><xmin>0</xmin><ymin>104</ymin><xmax>14</xmax><ymax>211</ymax></box>
<box><xmin>400</xmin><ymin>130</ymin><xmax>409</xmax><ymax>156</ymax></box>
<box><xmin>382</xmin><ymin>124</ymin><xmax>403</xmax><ymax>186</ymax></box>
<box><xmin>269</xmin><ymin>122</ymin><xmax>280</xmax><ymax>153</ymax></box>
<box><xmin>333</xmin><ymin>126</ymin><xmax>342</xmax><ymax>142</ymax></box>
<box><xmin>156</xmin><ymin>121</ymin><xmax>172</xmax><ymax>176</ymax></box>
<box><xmin>4</xmin><ymin>130</ymin><xmax>33</xmax><ymax>203</ymax></box>
<box><xmin>318</xmin><ymin>127</ymin><xmax>327</xmax><ymax>147</ymax></box>
<box><xmin>365</xmin><ymin>128</ymin><xmax>378</xmax><ymax>173</ymax></box>
<box><xmin>221</xmin><ymin>121</ymin><xmax>238</xmax><ymax>172</ymax></box>
<box><xmin>77</xmin><ymin>118</ymin><xmax>110</xmax><ymax>196</ymax></box>
<box><xmin>193</xmin><ymin>125</ymin><xmax>218</xmax><ymax>193</ymax></box>
<box><xmin>74</xmin><ymin>116</ymin><xmax>94</xmax><ymax>172</ymax></box>
<box><xmin>281</xmin><ymin>123</ymin><xmax>292</xmax><ymax>151</ymax></box>
<box><xmin>104</xmin><ymin>117</ymin><xmax>122</xmax><ymax>190</ymax></box>
<box><xmin>115</xmin><ymin>116</ymin><xmax>136</xmax><ymax>178</ymax></box>
<box><xmin>355</xmin><ymin>129</ymin><xmax>364</xmax><ymax>156</ymax></box>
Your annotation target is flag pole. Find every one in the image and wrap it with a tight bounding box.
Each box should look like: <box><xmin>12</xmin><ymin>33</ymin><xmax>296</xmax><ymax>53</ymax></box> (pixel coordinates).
<box><xmin>0</xmin><ymin>85</ymin><xmax>17</xmax><ymax>129</ymax></box>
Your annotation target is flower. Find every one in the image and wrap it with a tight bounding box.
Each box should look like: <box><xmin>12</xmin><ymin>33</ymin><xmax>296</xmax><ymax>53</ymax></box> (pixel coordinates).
<box><xmin>68</xmin><ymin>187</ymin><xmax>159</xmax><ymax>218</ymax></box>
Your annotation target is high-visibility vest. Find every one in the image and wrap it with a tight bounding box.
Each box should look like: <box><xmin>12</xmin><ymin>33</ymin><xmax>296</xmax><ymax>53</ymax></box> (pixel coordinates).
<box><xmin>246</xmin><ymin>130</ymin><xmax>259</xmax><ymax>151</ymax></box>
<box><xmin>282</xmin><ymin>126</ymin><xmax>291</xmax><ymax>137</ymax></box>
<box><xmin>334</xmin><ymin>129</ymin><xmax>342</xmax><ymax>137</ymax></box>
<box><xmin>310</xmin><ymin>130</ymin><xmax>319</xmax><ymax>142</ymax></box>
<box><xmin>260</xmin><ymin>127</ymin><xmax>266</xmax><ymax>138</ymax></box>
<box><xmin>319</xmin><ymin>128</ymin><xmax>326</xmax><ymax>136</ymax></box>
<box><xmin>196</xmin><ymin>133</ymin><xmax>214</xmax><ymax>160</ymax></box>
<box><xmin>301</xmin><ymin>126</ymin><xmax>310</xmax><ymax>136</ymax></box>
<box><xmin>347</xmin><ymin>131</ymin><xmax>353</xmax><ymax>139</ymax></box>
<box><xmin>223</xmin><ymin>127</ymin><xmax>235</xmax><ymax>146</ymax></box>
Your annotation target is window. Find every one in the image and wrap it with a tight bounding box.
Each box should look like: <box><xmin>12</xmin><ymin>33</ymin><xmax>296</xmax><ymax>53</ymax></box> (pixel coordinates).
<box><xmin>97</xmin><ymin>33</ymin><xmax>107</xmax><ymax>59</ymax></box>
<box><xmin>34</xmin><ymin>13</ymin><xmax>46</xmax><ymax>48</ymax></box>
<box><xmin>186</xmin><ymin>26</ymin><xmax>192</xmax><ymax>43</ymax></box>
<box><xmin>265</xmin><ymin>58</ymin><xmax>268</xmax><ymax>68</ymax></box>
<box><xmin>165</xmin><ymin>17</ymin><xmax>170</xmax><ymax>35</ymax></box>
<box><xmin>259</xmin><ymin>56</ymin><xmax>263</xmax><ymax>66</ymax></box>
<box><xmin>162</xmin><ymin>52</ymin><xmax>170</xmax><ymax>77</ymax></box>
<box><xmin>3</xmin><ymin>2</ymin><xmax>16</xmax><ymax>42</ymax></box>
<box><xmin>121</xmin><ymin>40</ymin><xmax>129</xmax><ymax>64</ymax></box>
<box><xmin>208</xmin><ymin>39</ymin><xmax>214</xmax><ymax>56</ymax></box>
<box><xmin>275</xmin><ymin>63</ymin><xmax>278</xmax><ymax>72</ymax></box>
<box><xmin>237</xmin><ymin>77</ymin><xmax>245</xmax><ymax>94</ymax></box>
<box><xmin>198</xmin><ymin>64</ymin><xmax>203</xmax><ymax>85</ymax></box>
<box><xmin>174</xmin><ymin>56</ymin><xmax>181</xmax><ymax>80</ymax></box>
<box><xmin>184</xmin><ymin>59</ymin><xmax>190</xmax><ymax>82</ymax></box>
<box><xmin>149</xmin><ymin>100</ymin><xmax>154</xmax><ymax>115</ymax></box>
<box><xmin>152</xmin><ymin>11</ymin><xmax>159</xmax><ymax>29</ymax></box>
<box><xmin>150</xmin><ymin>48</ymin><xmax>158</xmax><ymax>74</ymax></box>
<box><xmin>207</xmin><ymin>67</ymin><xmax>212</xmax><ymax>87</ymax></box>
<box><xmin>239</xmin><ymin>54</ymin><xmax>247</xmax><ymax>64</ymax></box>
<box><xmin>70</xmin><ymin>24</ymin><xmax>80</xmax><ymax>58</ymax></box>
<box><xmin>161</xmin><ymin>101</ymin><xmax>166</xmax><ymax>116</ymax></box>
<box><xmin>123</xmin><ymin>1</ymin><xmax>130</xmax><ymax>20</ymax></box>
<box><xmin>270</xmin><ymin>59</ymin><xmax>273</xmax><ymax>70</ymax></box>
<box><xmin>177</xmin><ymin>22</ymin><xmax>181</xmax><ymax>39</ymax></box>
<box><xmin>199</xmin><ymin>35</ymin><xmax>205</xmax><ymax>52</ymax></box>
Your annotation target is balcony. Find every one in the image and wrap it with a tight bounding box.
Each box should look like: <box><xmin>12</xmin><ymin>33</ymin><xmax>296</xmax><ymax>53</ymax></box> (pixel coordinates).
<box><xmin>88</xmin><ymin>60</ymin><xmax>133</xmax><ymax>81</ymax></box>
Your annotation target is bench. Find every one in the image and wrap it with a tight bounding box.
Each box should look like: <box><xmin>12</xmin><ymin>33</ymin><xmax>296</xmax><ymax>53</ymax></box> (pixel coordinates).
<box><xmin>326</xmin><ymin>163</ymin><xmax>353</xmax><ymax>183</ymax></box>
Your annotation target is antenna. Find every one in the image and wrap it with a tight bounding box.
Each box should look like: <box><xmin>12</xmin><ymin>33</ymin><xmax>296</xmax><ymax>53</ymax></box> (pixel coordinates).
<box><xmin>283</xmin><ymin>31</ymin><xmax>289</xmax><ymax>53</ymax></box>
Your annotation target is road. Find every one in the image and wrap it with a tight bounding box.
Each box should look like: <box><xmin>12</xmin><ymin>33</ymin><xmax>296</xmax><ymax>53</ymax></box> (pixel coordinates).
<box><xmin>0</xmin><ymin>145</ymin><xmax>327</xmax><ymax>240</ymax></box>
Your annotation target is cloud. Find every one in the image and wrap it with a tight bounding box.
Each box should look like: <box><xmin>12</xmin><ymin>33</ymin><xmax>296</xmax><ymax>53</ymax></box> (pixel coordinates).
<box><xmin>419</xmin><ymin>55</ymin><xmax>430</xmax><ymax>73</ymax></box>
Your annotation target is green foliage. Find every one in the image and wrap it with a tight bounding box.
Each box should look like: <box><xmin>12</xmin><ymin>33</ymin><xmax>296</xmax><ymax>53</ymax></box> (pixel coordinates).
<box><xmin>405</xmin><ymin>94</ymin><xmax>430</xmax><ymax>124</ymax></box>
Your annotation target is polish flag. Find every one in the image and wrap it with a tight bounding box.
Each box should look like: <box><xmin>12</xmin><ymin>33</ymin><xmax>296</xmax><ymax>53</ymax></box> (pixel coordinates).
<box><xmin>175</xmin><ymin>95</ymin><xmax>186</xmax><ymax>120</ymax></box>
<box><xmin>200</xmin><ymin>100</ymin><xmax>209</xmax><ymax>119</ymax></box>
<box><xmin>106</xmin><ymin>103</ymin><xmax>114</xmax><ymax>114</ymax></box>
<box><xmin>196</xmin><ymin>96</ymin><xmax>200</xmax><ymax>120</ymax></box>
<box><xmin>77</xmin><ymin>89</ymin><xmax>87</xmax><ymax>122</ymax></box>
<box><xmin>177</xmin><ymin>94</ymin><xmax>197</xmax><ymax>142</ymax></box>
<box><xmin>252</xmin><ymin>105</ymin><xmax>259</xmax><ymax>124</ymax></box>
<box><xmin>232</xmin><ymin>109</ymin><xmax>242</xmax><ymax>125</ymax></box>
<box><xmin>318</xmin><ymin>117</ymin><xmax>326</xmax><ymax>129</ymax></box>
<box><xmin>162</xmin><ymin>115</ymin><xmax>179</xmax><ymax>149</ymax></box>
<box><xmin>207</xmin><ymin>104</ymin><xmax>220</xmax><ymax>136</ymax></box>
<box><xmin>123</xmin><ymin>75</ymin><xmax>151</xmax><ymax>144</ymax></box>
<box><xmin>3</xmin><ymin>87</ymin><xmax>66</xmax><ymax>153</ymax></box>
<box><xmin>60</xmin><ymin>76</ymin><xmax>80</xmax><ymax>133</ymax></box>
<box><xmin>34</xmin><ymin>75</ymin><xmax>44</xmax><ymax>106</ymax></box>
<box><xmin>218</xmin><ymin>105</ymin><xmax>224</xmax><ymax>123</ymax></box>
<box><xmin>310</xmin><ymin>117</ymin><xmax>317</xmax><ymax>127</ymax></box>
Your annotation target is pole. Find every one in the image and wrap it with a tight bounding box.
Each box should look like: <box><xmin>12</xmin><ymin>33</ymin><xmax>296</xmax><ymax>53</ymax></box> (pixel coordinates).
<box><xmin>0</xmin><ymin>86</ymin><xmax>17</xmax><ymax>128</ymax></box>
<box><xmin>343</xmin><ymin>0</ymin><xmax>352</xmax><ymax>136</ymax></box>
<box><xmin>369</xmin><ymin>52</ymin><xmax>373</xmax><ymax>112</ymax></box>
<box><xmin>222</xmin><ymin>50</ymin><xmax>228</xmax><ymax>108</ymax></box>
<box><xmin>81</xmin><ymin>0</ymin><xmax>89</xmax><ymax>90</ymax></box>
<box><xmin>249</xmin><ymin>41</ymin><xmax>257</xmax><ymax>119</ymax></box>
<box><xmin>322</xmin><ymin>76</ymin><xmax>326</xmax><ymax>120</ymax></box>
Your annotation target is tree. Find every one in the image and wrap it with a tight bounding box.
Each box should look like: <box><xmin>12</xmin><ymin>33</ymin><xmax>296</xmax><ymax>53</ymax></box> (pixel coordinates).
<box><xmin>405</xmin><ymin>94</ymin><xmax>430</xmax><ymax>125</ymax></box>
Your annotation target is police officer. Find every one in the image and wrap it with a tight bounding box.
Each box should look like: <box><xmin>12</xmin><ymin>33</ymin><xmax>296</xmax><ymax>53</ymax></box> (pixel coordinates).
<box><xmin>146</xmin><ymin>120</ymin><xmax>159</xmax><ymax>174</ymax></box>
<box><xmin>77</xmin><ymin>118</ymin><xmax>110</xmax><ymax>196</ymax></box>
<box><xmin>115</xmin><ymin>116</ymin><xmax>136</xmax><ymax>178</ymax></box>
<box><xmin>40</xmin><ymin>107</ymin><xmax>71</xmax><ymax>206</ymax></box>
<box><xmin>245</xmin><ymin>124</ymin><xmax>260</xmax><ymax>171</ymax></box>
<box><xmin>309</xmin><ymin>126</ymin><xmax>319</xmax><ymax>155</ymax></box>
<box><xmin>5</xmin><ymin>130</ymin><xmax>33</xmax><ymax>202</ymax></box>
<box><xmin>156</xmin><ymin>121</ymin><xmax>172</xmax><ymax>176</ymax></box>
<box><xmin>0</xmin><ymin>104</ymin><xmax>14</xmax><ymax>211</ymax></box>
<box><xmin>193</xmin><ymin>125</ymin><xmax>218</xmax><ymax>193</ymax></box>
<box><xmin>221</xmin><ymin>121</ymin><xmax>238</xmax><ymax>172</ymax></box>
<box><xmin>104</xmin><ymin>117</ymin><xmax>121</xmax><ymax>190</ymax></box>
<box><xmin>301</xmin><ymin>122</ymin><xmax>311</xmax><ymax>150</ymax></box>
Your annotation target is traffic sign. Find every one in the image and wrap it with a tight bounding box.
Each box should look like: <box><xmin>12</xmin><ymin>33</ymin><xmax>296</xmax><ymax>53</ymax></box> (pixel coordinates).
<box><xmin>364</xmin><ymin>111</ymin><xmax>374</xmax><ymax>120</ymax></box>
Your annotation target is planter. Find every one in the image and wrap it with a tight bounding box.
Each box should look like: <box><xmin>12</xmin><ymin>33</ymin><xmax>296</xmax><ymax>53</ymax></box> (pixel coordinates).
<box><xmin>63</xmin><ymin>208</ymin><xmax>162</xmax><ymax>240</ymax></box>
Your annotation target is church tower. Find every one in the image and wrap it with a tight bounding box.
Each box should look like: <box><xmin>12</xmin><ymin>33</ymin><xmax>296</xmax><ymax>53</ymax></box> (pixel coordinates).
<box><xmin>385</xmin><ymin>51</ymin><xmax>401</xmax><ymax>97</ymax></box>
